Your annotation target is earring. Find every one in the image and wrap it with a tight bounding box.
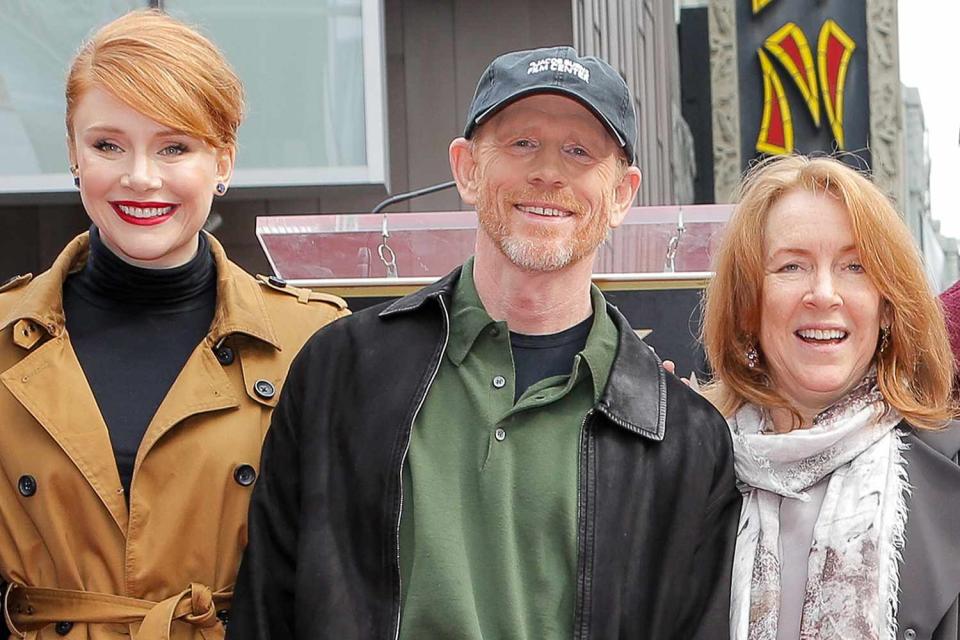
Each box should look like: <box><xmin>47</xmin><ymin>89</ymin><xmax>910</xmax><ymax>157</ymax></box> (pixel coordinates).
<box><xmin>71</xmin><ymin>166</ymin><xmax>79</xmax><ymax>188</ymax></box>
<box><xmin>746</xmin><ymin>343</ymin><xmax>759</xmax><ymax>369</ymax></box>
<box><xmin>73</xmin><ymin>176</ymin><xmax>80</xmax><ymax>188</ymax></box>
<box><xmin>215</xmin><ymin>182</ymin><xmax>227</xmax><ymax>195</ymax></box>
<box><xmin>879</xmin><ymin>326</ymin><xmax>890</xmax><ymax>354</ymax></box>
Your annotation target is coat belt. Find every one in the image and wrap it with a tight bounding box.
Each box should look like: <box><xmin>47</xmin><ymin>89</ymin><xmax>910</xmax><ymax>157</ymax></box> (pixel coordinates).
<box><xmin>3</xmin><ymin>582</ymin><xmax>231</xmax><ymax>639</ymax></box>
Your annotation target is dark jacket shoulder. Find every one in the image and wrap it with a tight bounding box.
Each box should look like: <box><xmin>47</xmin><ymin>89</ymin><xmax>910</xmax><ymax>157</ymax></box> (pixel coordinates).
<box><xmin>601</xmin><ymin>304</ymin><xmax>732</xmax><ymax>449</ymax></box>
<box><xmin>911</xmin><ymin>419</ymin><xmax>960</xmax><ymax>460</ymax></box>
<box><xmin>291</xmin><ymin>267</ymin><xmax>459</xmax><ymax>367</ymax></box>
<box><xmin>899</xmin><ymin>419</ymin><xmax>960</xmax><ymax>640</ymax></box>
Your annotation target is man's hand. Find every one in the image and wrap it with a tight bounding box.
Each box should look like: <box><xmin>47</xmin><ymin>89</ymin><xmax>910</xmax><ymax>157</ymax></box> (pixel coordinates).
<box><xmin>662</xmin><ymin>359</ymin><xmax>677</xmax><ymax>376</ymax></box>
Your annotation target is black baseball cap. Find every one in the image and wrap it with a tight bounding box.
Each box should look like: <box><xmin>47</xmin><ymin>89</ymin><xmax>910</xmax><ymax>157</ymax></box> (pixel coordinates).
<box><xmin>463</xmin><ymin>46</ymin><xmax>637</xmax><ymax>164</ymax></box>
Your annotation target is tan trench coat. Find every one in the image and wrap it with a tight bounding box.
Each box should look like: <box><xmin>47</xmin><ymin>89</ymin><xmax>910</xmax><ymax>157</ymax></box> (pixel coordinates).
<box><xmin>0</xmin><ymin>233</ymin><xmax>347</xmax><ymax>639</ymax></box>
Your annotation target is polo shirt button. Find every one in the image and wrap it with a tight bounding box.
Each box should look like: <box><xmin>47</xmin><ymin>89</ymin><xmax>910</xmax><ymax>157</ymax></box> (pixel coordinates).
<box><xmin>254</xmin><ymin>379</ymin><xmax>275</xmax><ymax>399</ymax></box>
<box><xmin>55</xmin><ymin>621</ymin><xmax>73</xmax><ymax>635</ymax></box>
<box><xmin>214</xmin><ymin>345</ymin><xmax>235</xmax><ymax>365</ymax></box>
<box><xmin>904</xmin><ymin>629</ymin><xmax>916</xmax><ymax>640</ymax></box>
<box><xmin>18</xmin><ymin>475</ymin><xmax>36</xmax><ymax>497</ymax></box>
<box><xmin>495</xmin><ymin>428</ymin><xmax>506</xmax><ymax>441</ymax></box>
<box><xmin>492</xmin><ymin>375</ymin><xmax>506</xmax><ymax>389</ymax></box>
<box><xmin>234</xmin><ymin>464</ymin><xmax>257</xmax><ymax>486</ymax></box>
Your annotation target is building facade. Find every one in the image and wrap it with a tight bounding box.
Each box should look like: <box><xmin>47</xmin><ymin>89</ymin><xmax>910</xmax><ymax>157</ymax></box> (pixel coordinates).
<box><xmin>678</xmin><ymin>0</ymin><xmax>958</xmax><ymax>289</ymax></box>
<box><xmin>696</xmin><ymin>0</ymin><xmax>902</xmax><ymax>204</ymax></box>
<box><xmin>0</xmin><ymin>0</ymin><xmax>690</xmax><ymax>280</ymax></box>
<box><xmin>902</xmin><ymin>85</ymin><xmax>959</xmax><ymax>291</ymax></box>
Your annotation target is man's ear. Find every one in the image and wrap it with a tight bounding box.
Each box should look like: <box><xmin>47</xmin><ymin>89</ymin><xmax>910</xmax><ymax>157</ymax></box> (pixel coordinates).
<box><xmin>608</xmin><ymin>166</ymin><xmax>642</xmax><ymax>229</ymax></box>
<box><xmin>449</xmin><ymin>137</ymin><xmax>480</xmax><ymax>205</ymax></box>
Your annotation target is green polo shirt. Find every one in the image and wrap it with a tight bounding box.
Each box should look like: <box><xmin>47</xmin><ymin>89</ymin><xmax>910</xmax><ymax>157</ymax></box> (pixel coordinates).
<box><xmin>398</xmin><ymin>258</ymin><xmax>617</xmax><ymax>640</ymax></box>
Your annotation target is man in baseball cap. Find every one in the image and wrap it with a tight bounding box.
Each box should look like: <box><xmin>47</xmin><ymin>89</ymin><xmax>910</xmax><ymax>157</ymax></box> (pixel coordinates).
<box><xmin>230</xmin><ymin>46</ymin><xmax>739</xmax><ymax>640</ymax></box>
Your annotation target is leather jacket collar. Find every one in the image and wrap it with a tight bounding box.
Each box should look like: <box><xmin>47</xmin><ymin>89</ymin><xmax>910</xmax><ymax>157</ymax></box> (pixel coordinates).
<box><xmin>380</xmin><ymin>265</ymin><xmax>666</xmax><ymax>442</ymax></box>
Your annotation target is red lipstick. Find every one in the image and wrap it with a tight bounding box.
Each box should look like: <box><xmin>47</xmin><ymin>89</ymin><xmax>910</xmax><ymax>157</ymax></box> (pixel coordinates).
<box><xmin>110</xmin><ymin>201</ymin><xmax>178</xmax><ymax>227</ymax></box>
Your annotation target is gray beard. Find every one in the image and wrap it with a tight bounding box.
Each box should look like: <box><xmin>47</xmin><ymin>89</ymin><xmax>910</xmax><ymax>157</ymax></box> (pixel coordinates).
<box><xmin>497</xmin><ymin>235</ymin><xmax>575</xmax><ymax>272</ymax></box>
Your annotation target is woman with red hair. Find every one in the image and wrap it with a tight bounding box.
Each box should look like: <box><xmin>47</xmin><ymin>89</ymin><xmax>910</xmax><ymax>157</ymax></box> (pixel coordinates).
<box><xmin>0</xmin><ymin>10</ymin><xmax>346</xmax><ymax>639</ymax></box>
<box><xmin>702</xmin><ymin>155</ymin><xmax>958</xmax><ymax>639</ymax></box>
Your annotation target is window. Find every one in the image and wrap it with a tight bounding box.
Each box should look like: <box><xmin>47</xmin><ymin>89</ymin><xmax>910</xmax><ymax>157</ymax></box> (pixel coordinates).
<box><xmin>166</xmin><ymin>0</ymin><xmax>386</xmax><ymax>187</ymax></box>
<box><xmin>0</xmin><ymin>0</ymin><xmax>386</xmax><ymax>194</ymax></box>
<box><xmin>0</xmin><ymin>1</ymin><xmax>141</xmax><ymax>193</ymax></box>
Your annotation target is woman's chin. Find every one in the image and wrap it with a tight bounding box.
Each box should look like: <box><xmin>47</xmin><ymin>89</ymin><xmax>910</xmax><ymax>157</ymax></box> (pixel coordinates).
<box><xmin>791</xmin><ymin>384</ymin><xmax>858</xmax><ymax>412</ymax></box>
<box><xmin>100</xmin><ymin>235</ymin><xmax>199</xmax><ymax>270</ymax></box>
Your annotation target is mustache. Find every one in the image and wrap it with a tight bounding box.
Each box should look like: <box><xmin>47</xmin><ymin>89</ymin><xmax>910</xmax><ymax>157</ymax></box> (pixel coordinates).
<box><xmin>499</xmin><ymin>188</ymin><xmax>586</xmax><ymax>216</ymax></box>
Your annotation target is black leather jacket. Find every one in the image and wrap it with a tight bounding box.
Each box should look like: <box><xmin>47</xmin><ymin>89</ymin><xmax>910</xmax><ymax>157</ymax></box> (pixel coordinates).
<box><xmin>229</xmin><ymin>267</ymin><xmax>740</xmax><ymax>640</ymax></box>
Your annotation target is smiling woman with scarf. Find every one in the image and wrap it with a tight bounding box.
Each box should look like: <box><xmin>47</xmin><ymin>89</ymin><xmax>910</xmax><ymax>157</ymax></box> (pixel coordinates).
<box><xmin>701</xmin><ymin>155</ymin><xmax>958</xmax><ymax>640</ymax></box>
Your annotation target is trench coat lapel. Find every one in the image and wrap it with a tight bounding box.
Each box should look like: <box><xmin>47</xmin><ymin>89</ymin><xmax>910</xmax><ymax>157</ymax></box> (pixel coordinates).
<box><xmin>0</xmin><ymin>232</ymin><xmax>280</xmax><ymax>533</ymax></box>
<box><xmin>205</xmin><ymin>236</ymin><xmax>280</xmax><ymax>350</ymax></box>
<box><xmin>134</xmin><ymin>236</ymin><xmax>280</xmax><ymax>466</ymax></box>
<box><xmin>0</xmin><ymin>234</ymin><xmax>131</xmax><ymax>533</ymax></box>
<box><xmin>897</xmin><ymin>425</ymin><xmax>960</xmax><ymax>636</ymax></box>
<box><xmin>1</xmin><ymin>336</ymin><xmax>129</xmax><ymax>533</ymax></box>
<box><xmin>133</xmin><ymin>344</ymin><xmax>240</xmax><ymax>470</ymax></box>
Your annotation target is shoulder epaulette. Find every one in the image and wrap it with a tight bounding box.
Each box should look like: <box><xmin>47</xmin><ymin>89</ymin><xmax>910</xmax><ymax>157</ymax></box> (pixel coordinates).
<box><xmin>255</xmin><ymin>274</ymin><xmax>348</xmax><ymax>310</ymax></box>
<box><xmin>0</xmin><ymin>274</ymin><xmax>33</xmax><ymax>294</ymax></box>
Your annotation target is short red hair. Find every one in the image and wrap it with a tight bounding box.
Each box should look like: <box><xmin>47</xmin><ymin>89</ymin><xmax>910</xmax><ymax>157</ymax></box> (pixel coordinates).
<box><xmin>66</xmin><ymin>9</ymin><xmax>244</xmax><ymax>151</ymax></box>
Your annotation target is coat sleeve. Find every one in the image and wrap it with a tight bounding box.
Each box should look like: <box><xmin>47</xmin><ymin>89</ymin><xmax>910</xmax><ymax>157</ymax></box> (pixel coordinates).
<box><xmin>679</xmin><ymin>418</ymin><xmax>741</xmax><ymax>640</ymax></box>
<box><xmin>227</xmin><ymin>349</ymin><xmax>308</xmax><ymax>640</ymax></box>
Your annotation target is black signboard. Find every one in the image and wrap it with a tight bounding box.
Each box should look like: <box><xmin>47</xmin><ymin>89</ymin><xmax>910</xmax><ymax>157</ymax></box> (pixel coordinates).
<box><xmin>737</xmin><ymin>0</ymin><xmax>870</xmax><ymax>168</ymax></box>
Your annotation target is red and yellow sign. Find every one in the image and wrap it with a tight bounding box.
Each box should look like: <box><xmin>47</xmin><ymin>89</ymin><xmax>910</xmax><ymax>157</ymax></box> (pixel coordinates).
<box><xmin>752</xmin><ymin>0</ymin><xmax>776</xmax><ymax>15</ymax></box>
<box><xmin>764</xmin><ymin>22</ymin><xmax>820</xmax><ymax>126</ymax></box>
<box><xmin>818</xmin><ymin>19</ymin><xmax>856</xmax><ymax>149</ymax></box>
<box><xmin>755</xmin><ymin>16</ymin><xmax>857</xmax><ymax>155</ymax></box>
<box><xmin>756</xmin><ymin>49</ymin><xmax>793</xmax><ymax>155</ymax></box>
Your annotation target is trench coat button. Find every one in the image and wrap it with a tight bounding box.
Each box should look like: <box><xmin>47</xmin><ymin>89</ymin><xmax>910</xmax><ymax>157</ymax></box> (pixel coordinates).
<box><xmin>216</xmin><ymin>609</ymin><xmax>229</xmax><ymax>626</ymax></box>
<box><xmin>904</xmin><ymin>629</ymin><xmax>917</xmax><ymax>640</ymax></box>
<box><xmin>488</xmin><ymin>326</ymin><xmax>500</xmax><ymax>338</ymax></box>
<box><xmin>55</xmin><ymin>621</ymin><xmax>73</xmax><ymax>635</ymax></box>
<box><xmin>234</xmin><ymin>464</ymin><xmax>257</xmax><ymax>487</ymax></box>
<box><xmin>214</xmin><ymin>345</ymin><xmax>235</xmax><ymax>365</ymax></box>
<box><xmin>267</xmin><ymin>275</ymin><xmax>287</xmax><ymax>288</ymax></box>
<box><xmin>495</xmin><ymin>428</ymin><xmax>506</xmax><ymax>442</ymax></box>
<box><xmin>17</xmin><ymin>475</ymin><xmax>36</xmax><ymax>497</ymax></box>
<box><xmin>254</xmin><ymin>379</ymin><xmax>275</xmax><ymax>399</ymax></box>
<box><xmin>492</xmin><ymin>375</ymin><xmax>506</xmax><ymax>389</ymax></box>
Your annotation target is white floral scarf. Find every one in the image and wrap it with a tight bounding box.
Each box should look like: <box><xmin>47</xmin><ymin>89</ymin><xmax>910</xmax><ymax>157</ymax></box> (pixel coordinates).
<box><xmin>729</xmin><ymin>376</ymin><xmax>909</xmax><ymax>640</ymax></box>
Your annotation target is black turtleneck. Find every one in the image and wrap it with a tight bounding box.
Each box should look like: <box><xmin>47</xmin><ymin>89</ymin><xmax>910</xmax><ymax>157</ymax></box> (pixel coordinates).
<box><xmin>63</xmin><ymin>227</ymin><xmax>217</xmax><ymax>499</ymax></box>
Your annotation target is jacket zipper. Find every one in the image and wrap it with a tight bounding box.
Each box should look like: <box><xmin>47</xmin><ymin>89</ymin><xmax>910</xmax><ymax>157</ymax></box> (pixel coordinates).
<box><xmin>393</xmin><ymin>295</ymin><xmax>450</xmax><ymax>640</ymax></box>
<box><xmin>573</xmin><ymin>409</ymin><xmax>594</xmax><ymax>640</ymax></box>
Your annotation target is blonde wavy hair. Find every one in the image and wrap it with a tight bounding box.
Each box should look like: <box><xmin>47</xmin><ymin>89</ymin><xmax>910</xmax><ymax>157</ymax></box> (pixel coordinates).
<box><xmin>66</xmin><ymin>9</ymin><xmax>244</xmax><ymax>151</ymax></box>
<box><xmin>701</xmin><ymin>155</ymin><xmax>954</xmax><ymax>429</ymax></box>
